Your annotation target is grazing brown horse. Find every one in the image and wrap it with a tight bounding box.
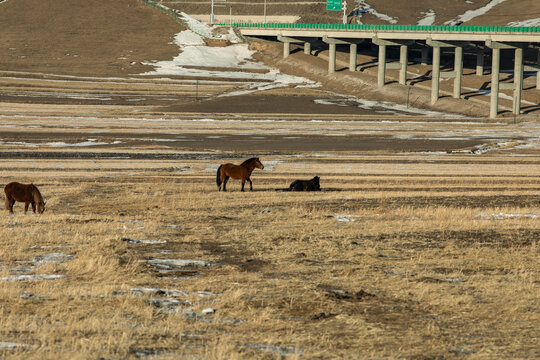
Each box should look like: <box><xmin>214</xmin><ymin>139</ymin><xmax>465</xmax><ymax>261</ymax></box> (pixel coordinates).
<box><xmin>4</xmin><ymin>182</ymin><xmax>46</xmax><ymax>214</ymax></box>
<box><xmin>216</xmin><ymin>157</ymin><xmax>264</xmax><ymax>192</ymax></box>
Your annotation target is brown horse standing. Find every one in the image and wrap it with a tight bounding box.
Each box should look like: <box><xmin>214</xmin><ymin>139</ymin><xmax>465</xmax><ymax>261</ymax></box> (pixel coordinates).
<box><xmin>216</xmin><ymin>157</ymin><xmax>264</xmax><ymax>192</ymax></box>
<box><xmin>4</xmin><ymin>182</ymin><xmax>46</xmax><ymax>214</ymax></box>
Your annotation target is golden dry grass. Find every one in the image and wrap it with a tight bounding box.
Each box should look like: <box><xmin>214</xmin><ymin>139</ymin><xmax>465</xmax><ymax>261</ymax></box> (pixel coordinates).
<box><xmin>0</xmin><ymin>150</ymin><xmax>538</xmax><ymax>359</ymax></box>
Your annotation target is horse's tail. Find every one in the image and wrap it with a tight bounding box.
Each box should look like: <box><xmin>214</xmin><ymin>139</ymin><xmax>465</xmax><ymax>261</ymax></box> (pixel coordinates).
<box><xmin>216</xmin><ymin>165</ymin><xmax>222</xmax><ymax>189</ymax></box>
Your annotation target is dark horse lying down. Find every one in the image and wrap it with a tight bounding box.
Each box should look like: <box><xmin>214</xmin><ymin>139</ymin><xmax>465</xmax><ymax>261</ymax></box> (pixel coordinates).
<box><xmin>4</xmin><ymin>182</ymin><xmax>46</xmax><ymax>214</ymax></box>
<box><xmin>216</xmin><ymin>157</ymin><xmax>264</xmax><ymax>191</ymax></box>
<box><xmin>289</xmin><ymin>176</ymin><xmax>321</xmax><ymax>191</ymax></box>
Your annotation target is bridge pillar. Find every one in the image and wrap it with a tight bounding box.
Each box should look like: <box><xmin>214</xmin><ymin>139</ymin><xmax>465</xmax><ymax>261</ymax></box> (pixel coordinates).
<box><xmin>378</xmin><ymin>44</ymin><xmax>387</xmax><ymax>88</ymax></box>
<box><xmin>283</xmin><ymin>42</ymin><xmax>290</xmax><ymax>58</ymax></box>
<box><xmin>431</xmin><ymin>46</ymin><xmax>441</xmax><ymax>104</ymax></box>
<box><xmin>323</xmin><ymin>36</ymin><xmax>364</xmax><ymax>74</ymax></box>
<box><xmin>373</xmin><ymin>38</ymin><xmax>413</xmax><ymax>88</ymax></box>
<box><xmin>349</xmin><ymin>43</ymin><xmax>357</xmax><ymax>71</ymax></box>
<box><xmin>490</xmin><ymin>48</ymin><xmax>500</xmax><ymax>119</ymax></box>
<box><xmin>421</xmin><ymin>47</ymin><xmax>429</xmax><ymax>65</ymax></box>
<box><xmin>427</xmin><ymin>39</ymin><xmax>468</xmax><ymax>104</ymax></box>
<box><xmin>399</xmin><ymin>45</ymin><xmax>408</xmax><ymax>85</ymax></box>
<box><xmin>537</xmin><ymin>50</ymin><xmax>540</xmax><ymax>90</ymax></box>
<box><xmin>278</xmin><ymin>35</ymin><xmax>318</xmax><ymax>59</ymax></box>
<box><xmin>329</xmin><ymin>43</ymin><xmax>336</xmax><ymax>74</ymax></box>
<box><xmin>454</xmin><ymin>46</ymin><xmax>463</xmax><ymax>99</ymax></box>
<box><xmin>513</xmin><ymin>48</ymin><xmax>523</xmax><ymax>115</ymax></box>
<box><xmin>304</xmin><ymin>42</ymin><xmax>311</xmax><ymax>55</ymax></box>
<box><xmin>476</xmin><ymin>48</ymin><xmax>484</xmax><ymax>75</ymax></box>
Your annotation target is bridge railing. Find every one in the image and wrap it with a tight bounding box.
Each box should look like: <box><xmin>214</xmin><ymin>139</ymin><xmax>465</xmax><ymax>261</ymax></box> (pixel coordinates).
<box><xmin>229</xmin><ymin>23</ymin><xmax>540</xmax><ymax>33</ymax></box>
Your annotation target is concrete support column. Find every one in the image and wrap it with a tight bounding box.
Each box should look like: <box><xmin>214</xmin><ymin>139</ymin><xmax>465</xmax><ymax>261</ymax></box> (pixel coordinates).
<box><xmin>537</xmin><ymin>50</ymin><xmax>540</xmax><ymax>90</ymax></box>
<box><xmin>513</xmin><ymin>48</ymin><xmax>523</xmax><ymax>115</ymax></box>
<box><xmin>283</xmin><ymin>42</ymin><xmax>290</xmax><ymax>58</ymax></box>
<box><xmin>431</xmin><ymin>46</ymin><xmax>440</xmax><ymax>104</ymax></box>
<box><xmin>421</xmin><ymin>47</ymin><xmax>429</xmax><ymax>65</ymax></box>
<box><xmin>304</xmin><ymin>42</ymin><xmax>311</xmax><ymax>55</ymax></box>
<box><xmin>476</xmin><ymin>48</ymin><xmax>484</xmax><ymax>76</ymax></box>
<box><xmin>454</xmin><ymin>46</ymin><xmax>463</xmax><ymax>99</ymax></box>
<box><xmin>349</xmin><ymin>43</ymin><xmax>357</xmax><ymax>71</ymax></box>
<box><xmin>328</xmin><ymin>43</ymin><xmax>336</xmax><ymax>74</ymax></box>
<box><xmin>490</xmin><ymin>48</ymin><xmax>500</xmax><ymax>119</ymax></box>
<box><xmin>399</xmin><ymin>45</ymin><xmax>408</xmax><ymax>85</ymax></box>
<box><xmin>378</xmin><ymin>44</ymin><xmax>387</xmax><ymax>88</ymax></box>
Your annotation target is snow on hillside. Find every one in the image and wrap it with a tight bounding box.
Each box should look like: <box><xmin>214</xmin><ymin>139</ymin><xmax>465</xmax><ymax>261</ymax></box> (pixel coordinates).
<box><xmin>444</xmin><ymin>0</ymin><xmax>507</xmax><ymax>25</ymax></box>
<box><xmin>141</xmin><ymin>15</ymin><xmax>316</xmax><ymax>92</ymax></box>
<box><xmin>358</xmin><ymin>0</ymin><xmax>398</xmax><ymax>24</ymax></box>
<box><xmin>508</xmin><ymin>18</ymin><xmax>540</xmax><ymax>27</ymax></box>
<box><xmin>178</xmin><ymin>12</ymin><xmax>242</xmax><ymax>43</ymax></box>
<box><xmin>417</xmin><ymin>9</ymin><xmax>435</xmax><ymax>26</ymax></box>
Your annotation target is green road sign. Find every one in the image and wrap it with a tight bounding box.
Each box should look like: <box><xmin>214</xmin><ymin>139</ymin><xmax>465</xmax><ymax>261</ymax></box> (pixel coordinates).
<box><xmin>326</xmin><ymin>0</ymin><xmax>342</xmax><ymax>11</ymax></box>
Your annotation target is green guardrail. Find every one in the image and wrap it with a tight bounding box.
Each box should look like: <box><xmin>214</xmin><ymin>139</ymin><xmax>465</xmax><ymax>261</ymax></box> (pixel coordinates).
<box><xmin>229</xmin><ymin>22</ymin><xmax>540</xmax><ymax>33</ymax></box>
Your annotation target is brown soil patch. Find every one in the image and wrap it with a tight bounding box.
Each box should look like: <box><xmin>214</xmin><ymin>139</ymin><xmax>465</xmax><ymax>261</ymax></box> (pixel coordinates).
<box><xmin>0</xmin><ymin>0</ymin><xmax>183</xmax><ymax>76</ymax></box>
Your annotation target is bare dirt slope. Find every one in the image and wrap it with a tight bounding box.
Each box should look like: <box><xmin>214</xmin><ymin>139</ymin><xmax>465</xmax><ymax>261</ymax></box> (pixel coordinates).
<box><xmin>0</xmin><ymin>0</ymin><xmax>183</xmax><ymax>76</ymax></box>
<box><xmin>163</xmin><ymin>0</ymin><xmax>540</xmax><ymax>25</ymax></box>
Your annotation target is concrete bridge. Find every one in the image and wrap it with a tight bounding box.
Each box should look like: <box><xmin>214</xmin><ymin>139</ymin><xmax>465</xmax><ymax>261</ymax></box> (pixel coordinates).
<box><xmin>233</xmin><ymin>23</ymin><xmax>540</xmax><ymax>118</ymax></box>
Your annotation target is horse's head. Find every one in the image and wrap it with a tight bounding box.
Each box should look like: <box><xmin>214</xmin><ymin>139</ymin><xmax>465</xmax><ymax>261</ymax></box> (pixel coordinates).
<box><xmin>255</xmin><ymin>158</ymin><xmax>264</xmax><ymax>170</ymax></box>
<box><xmin>37</xmin><ymin>201</ymin><xmax>46</xmax><ymax>214</ymax></box>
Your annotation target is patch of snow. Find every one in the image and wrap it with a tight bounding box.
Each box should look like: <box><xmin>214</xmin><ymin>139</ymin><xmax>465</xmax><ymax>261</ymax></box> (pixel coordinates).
<box><xmin>358</xmin><ymin>1</ymin><xmax>398</xmax><ymax>24</ymax></box>
<box><xmin>122</xmin><ymin>237</ymin><xmax>167</xmax><ymax>245</ymax></box>
<box><xmin>0</xmin><ymin>342</ymin><xmax>30</xmax><ymax>350</ymax></box>
<box><xmin>175</xmin><ymin>29</ymin><xmax>206</xmax><ymax>46</ymax></box>
<box><xmin>508</xmin><ymin>18</ymin><xmax>540</xmax><ymax>27</ymax></box>
<box><xmin>141</xmin><ymin>15</ymin><xmax>316</xmax><ymax>91</ymax></box>
<box><xmin>334</xmin><ymin>214</ymin><xmax>359</xmax><ymax>223</ymax></box>
<box><xmin>418</xmin><ymin>9</ymin><xmax>436</xmax><ymax>25</ymax></box>
<box><xmin>476</xmin><ymin>212</ymin><xmax>537</xmax><ymax>220</ymax></box>
<box><xmin>28</xmin><ymin>245</ymin><xmax>73</xmax><ymax>250</ymax></box>
<box><xmin>32</xmin><ymin>253</ymin><xmax>74</xmax><ymax>265</ymax></box>
<box><xmin>444</xmin><ymin>0</ymin><xmax>507</xmax><ymax>25</ymax></box>
<box><xmin>45</xmin><ymin>140</ymin><xmax>121</xmax><ymax>147</ymax></box>
<box><xmin>462</xmin><ymin>87</ymin><xmax>536</xmax><ymax>106</ymax></box>
<box><xmin>178</xmin><ymin>12</ymin><xmax>243</xmax><ymax>43</ymax></box>
<box><xmin>1</xmin><ymin>274</ymin><xmax>66</xmax><ymax>281</ymax></box>
<box><xmin>149</xmin><ymin>298</ymin><xmax>191</xmax><ymax>308</ymax></box>
<box><xmin>261</xmin><ymin>159</ymin><xmax>282</xmax><ymax>171</ymax></box>
<box><xmin>146</xmin><ymin>258</ymin><xmax>211</xmax><ymax>269</ymax></box>
<box><xmin>314</xmin><ymin>96</ymin><xmax>458</xmax><ymax>117</ymax></box>
<box><xmin>161</xmin><ymin>224</ymin><xmax>183</xmax><ymax>229</ymax></box>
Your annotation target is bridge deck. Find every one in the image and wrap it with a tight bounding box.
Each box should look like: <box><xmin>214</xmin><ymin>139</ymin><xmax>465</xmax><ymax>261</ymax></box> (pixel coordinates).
<box><xmin>232</xmin><ymin>23</ymin><xmax>540</xmax><ymax>43</ymax></box>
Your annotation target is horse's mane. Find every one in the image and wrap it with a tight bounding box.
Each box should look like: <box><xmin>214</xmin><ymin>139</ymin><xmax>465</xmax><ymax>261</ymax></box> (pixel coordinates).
<box><xmin>241</xmin><ymin>157</ymin><xmax>258</xmax><ymax>166</ymax></box>
<box><xmin>30</xmin><ymin>184</ymin><xmax>43</xmax><ymax>202</ymax></box>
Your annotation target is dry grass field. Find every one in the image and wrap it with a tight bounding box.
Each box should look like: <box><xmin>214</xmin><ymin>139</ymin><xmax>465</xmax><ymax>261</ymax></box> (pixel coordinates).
<box><xmin>1</xmin><ymin>0</ymin><xmax>539</xmax><ymax>358</ymax></box>
<box><xmin>0</xmin><ymin>110</ymin><xmax>539</xmax><ymax>359</ymax></box>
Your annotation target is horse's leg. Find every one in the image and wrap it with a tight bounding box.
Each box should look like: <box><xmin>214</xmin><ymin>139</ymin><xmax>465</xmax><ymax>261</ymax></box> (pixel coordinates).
<box><xmin>241</xmin><ymin>178</ymin><xmax>246</xmax><ymax>192</ymax></box>
<box><xmin>223</xmin><ymin>176</ymin><xmax>229</xmax><ymax>192</ymax></box>
<box><xmin>6</xmin><ymin>196</ymin><xmax>14</xmax><ymax>213</ymax></box>
<box><xmin>31</xmin><ymin>202</ymin><xmax>36</xmax><ymax>213</ymax></box>
<box><xmin>24</xmin><ymin>202</ymin><xmax>29</xmax><ymax>214</ymax></box>
<box><xmin>248</xmin><ymin>177</ymin><xmax>253</xmax><ymax>191</ymax></box>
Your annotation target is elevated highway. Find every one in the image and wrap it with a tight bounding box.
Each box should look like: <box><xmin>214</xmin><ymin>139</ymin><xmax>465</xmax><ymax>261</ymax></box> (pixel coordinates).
<box><xmin>233</xmin><ymin>23</ymin><xmax>540</xmax><ymax>118</ymax></box>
